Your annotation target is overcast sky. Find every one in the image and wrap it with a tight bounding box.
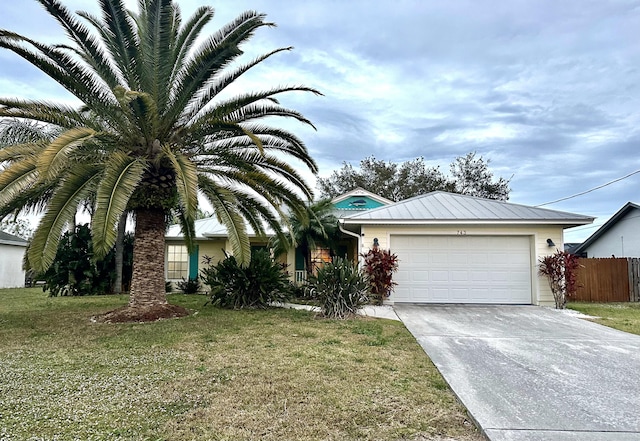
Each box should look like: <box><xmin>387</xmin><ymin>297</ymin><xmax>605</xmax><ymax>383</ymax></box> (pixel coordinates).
<box><xmin>1</xmin><ymin>0</ymin><xmax>639</xmax><ymax>242</ymax></box>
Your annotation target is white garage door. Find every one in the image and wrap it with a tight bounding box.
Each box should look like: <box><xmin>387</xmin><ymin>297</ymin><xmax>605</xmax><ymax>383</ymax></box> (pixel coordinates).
<box><xmin>391</xmin><ymin>235</ymin><xmax>532</xmax><ymax>304</ymax></box>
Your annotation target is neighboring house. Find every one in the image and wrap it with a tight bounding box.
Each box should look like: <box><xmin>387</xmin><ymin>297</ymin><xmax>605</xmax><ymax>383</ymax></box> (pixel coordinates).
<box><xmin>572</xmin><ymin>202</ymin><xmax>640</xmax><ymax>258</ymax></box>
<box><xmin>0</xmin><ymin>231</ymin><xmax>28</xmax><ymax>288</ymax></box>
<box><xmin>165</xmin><ymin>190</ymin><xmax>593</xmax><ymax>306</ymax></box>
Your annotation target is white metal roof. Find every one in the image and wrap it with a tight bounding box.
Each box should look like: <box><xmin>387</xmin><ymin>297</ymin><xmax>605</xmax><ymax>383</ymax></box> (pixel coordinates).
<box><xmin>0</xmin><ymin>231</ymin><xmax>28</xmax><ymax>247</ymax></box>
<box><xmin>341</xmin><ymin>191</ymin><xmax>594</xmax><ymax>226</ymax></box>
<box><xmin>166</xmin><ymin>216</ymin><xmax>273</xmax><ymax>239</ymax></box>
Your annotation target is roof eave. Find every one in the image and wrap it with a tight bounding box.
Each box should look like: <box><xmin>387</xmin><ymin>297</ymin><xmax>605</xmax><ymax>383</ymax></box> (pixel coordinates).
<box><xmin>0</xmin><ymin>240</ymin><xmax>28</xmax><ymax>247</ymax></box>
<box><xmin>573</xmin><ymin>202</ymin><xmax>639</xmax><ymax>253</ymax></box>
<box><xmin>341</xmin><ymin>218</ymin><xmax>594</xmax><ymax>227</ymax></box>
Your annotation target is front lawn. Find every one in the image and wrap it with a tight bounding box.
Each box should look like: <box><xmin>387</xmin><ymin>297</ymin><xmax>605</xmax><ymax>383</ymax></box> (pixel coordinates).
<box><xmin>568</xmin><ymin>302</ymin><xmax>640</xmax><ymax>335</ymax></box>
<box><xmin>0</xmin><ymin>288</ymin><xmax>481</xmax><ymax>441</ymax></box>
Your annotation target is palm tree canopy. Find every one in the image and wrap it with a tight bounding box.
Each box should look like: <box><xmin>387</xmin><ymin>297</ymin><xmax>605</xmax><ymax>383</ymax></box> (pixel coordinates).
<box><xmin>0</xmin><ymin>0</ymin><xmax>320</xmax><ymax>272</ymax></box>
<box><xmin>272</xmin><ymin>198</ymin><xmax>340</xmax><ymax>257</ymax></box>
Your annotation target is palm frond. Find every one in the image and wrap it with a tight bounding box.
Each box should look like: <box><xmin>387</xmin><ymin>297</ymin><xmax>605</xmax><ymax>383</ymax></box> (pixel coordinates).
<box><xmin>92</xmin><ymin>152</ymin><xmax>146</xmax><ymax>258</ymax></box>
<box><xmin>37</xmin><ymin>127</ymin><xmax>97</xmax><ymax>182</ymax></box>
<box><xmin>37</xmin><ymin>0</ymin><xmax>121</xmax><ymax>88</ymax></box>
<box><xmin>196</xmin><ymin>86</ymin><xmax>319</xmax><ymax>122</ymax></box>
<box><xmin>0</xmin><ymin>31</ymin><xmax>116</xmax><ymax>111</ymax></box>
<box><xmin>0</xmin><ymin>98</ymin><xmax>130</xmax><ymax>135</ymax></box>
<box><xmin>0</xmin><ymin>159</ymin><xmax>39</xmax><ymax>208</ymax></box>
<box><xmin>164</xmin><ymin>146</ymin><xmax>198</xmax><ymax>225</ymax></box>
<box><xmin>28</xmin><ymin>164</ymin><xmax>101</xmax><ymax>271</ymax></box>
<box><xmin>180</xmin><ymin>47</ymin><xmax>293</xmax><ymax>124</ymax></box>
<box><xmin>167</xmin><ymin>6</ymin><xmax>214</xmax><ymax>89</ymax></box>
<box><xmin>198</xmin><ymin>175</ymin><xmax>251</xmax><ymax>266</ymax></box>
<box><xmin>97</xmin><ymin>0</ymin><xmax>140</xmax><ymax>88</ymax></box>
<box><xmin>165</xmin><ymin>10</ymin><xmax>269</xmax><ymax>124</ymax></box>
<box><xmin>136</xmin><ymin>0</ymin><xmax>177</xmax><ymax>110</ymax></box>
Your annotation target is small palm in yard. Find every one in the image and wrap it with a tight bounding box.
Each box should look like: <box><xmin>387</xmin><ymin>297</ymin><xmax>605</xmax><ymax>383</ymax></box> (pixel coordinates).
<box><xmin>0</xmin><ymin>0</ymin><xmax>319</xmax><ymax>322</ymax></box>
<box><xmin>272</xmin><ymin>199</ymin><xmax>341</xmax><ymax>279</ymax></box>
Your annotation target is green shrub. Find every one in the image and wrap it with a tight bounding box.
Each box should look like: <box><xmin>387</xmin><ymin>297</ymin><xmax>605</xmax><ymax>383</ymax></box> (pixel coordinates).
<box><xmin>176</xmin><ymin>277</ymin><xmax>202</xmax><ymax>294</ymax></box>
<box><xmin>39</xmin><ymin>224</ymin><xmax>133</xmax><ymax>296</ymax></box>
<box><xmin>291</xmin><ymin>281</ymin><xmax>317</xmax><ymax>301</ymax></box>
<box><xmin>311</xmin><ymin>256</ymin><xmax>368</xmax><ymax>319</ymax></box>
<box><xmin>201</xmin><ymin>249</ymin><xmax>292</xmax><ymax>309</ymax></box>
<box><xmin>361</xmin><ymin>247</ymin><xmax>399</xmax><ymax>305</ymax></box>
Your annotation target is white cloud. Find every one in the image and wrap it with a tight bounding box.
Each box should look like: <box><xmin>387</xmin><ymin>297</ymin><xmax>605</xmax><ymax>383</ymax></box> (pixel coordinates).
<box><xmin>0</xmin><ymin>0</ymin><xmax>639</xmax><ymax>242</ymax></box>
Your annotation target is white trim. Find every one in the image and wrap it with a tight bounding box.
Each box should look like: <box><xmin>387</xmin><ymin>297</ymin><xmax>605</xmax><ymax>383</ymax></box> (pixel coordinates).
<box><xmin>0</xmin><ymin>240</ymin><xmax>28</xmax><ymax>247</ymax></box>
<box><xmin>330</xmin><ymin>188</ymin><xmax>393</xmax><ymax>206</ymax></box>
<box><xmin>343</xmin><ymin>219</ymin><xmax>592</xmax><ymax>226</ymax></box>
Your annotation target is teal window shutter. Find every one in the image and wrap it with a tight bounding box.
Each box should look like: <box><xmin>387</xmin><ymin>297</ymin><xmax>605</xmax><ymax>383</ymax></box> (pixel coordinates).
<box><xmin>188</xmin><ymin>245</ymin><xmax>199</xmax><ymax>279</ymax></box>
<box><xmin>295</xmin><ymin>248</ymin><xmax>305</xmax><ymax>271</ymax></box>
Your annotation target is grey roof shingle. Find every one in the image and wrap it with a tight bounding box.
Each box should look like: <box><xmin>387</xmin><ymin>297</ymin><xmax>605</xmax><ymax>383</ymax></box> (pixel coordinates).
<box><xmin>0</xmin><ymin>231</ymin><xmax>28</xmax><ymax>246</ymax></box>
<box><xmin>341</xmin><ymin>191</ymin><xmax>594</xmax><ymax>225</ymax></box>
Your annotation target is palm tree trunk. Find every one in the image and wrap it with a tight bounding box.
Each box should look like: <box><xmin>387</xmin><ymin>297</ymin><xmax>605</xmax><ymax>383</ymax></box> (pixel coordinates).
<box><xmin>113</xmin><ymin>212</ymin><xmax>127</xmax><ymax>294</ymax></box>
<box><xmin>129</xmin><ymin>208</ymin><xmax>168</xmax><ymax>307</ymax></box>
<box><xmin>303</xmin><ymin>245</ymin><xmax>313</xmax><ymax>278</ymax></box>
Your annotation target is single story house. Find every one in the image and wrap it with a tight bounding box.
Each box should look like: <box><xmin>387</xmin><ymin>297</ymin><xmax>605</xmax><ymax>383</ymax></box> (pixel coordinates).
<box><xmin>0</xmin><ymin>231</ymin><xmax>28</xmax><ymax>288</ymax></box>
<box><xmin>572</xmin><ymin>202</ymin><xmax>640</xmax><ymax>258</ymax></box>
<box><xmin>339</xmin><ymin>191</ymin><xmax>593</xmax><ymax>306</ymax></box>
<box><xmin>165</xmin><ymin>188</ymin><xmax>392</xmax><ymax>283</ymax></box>
<box><xmin>166</xmin><ymin>190</ymin><xmax>593</xmax><ymax>306</ymax></box>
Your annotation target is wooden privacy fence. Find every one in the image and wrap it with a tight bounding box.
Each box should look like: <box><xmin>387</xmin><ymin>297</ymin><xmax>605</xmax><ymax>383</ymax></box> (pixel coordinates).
<box><xmin>573</xmin><ymin>257</ymin><xmax>640</xmax><ymax>302</ymax></box>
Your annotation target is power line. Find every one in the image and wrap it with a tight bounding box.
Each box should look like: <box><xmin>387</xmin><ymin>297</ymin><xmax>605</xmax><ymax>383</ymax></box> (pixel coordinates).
<box><xmin>535</xmin><ymin>168</ymin><xmax>640</xmax><ymax>207</ymax></box>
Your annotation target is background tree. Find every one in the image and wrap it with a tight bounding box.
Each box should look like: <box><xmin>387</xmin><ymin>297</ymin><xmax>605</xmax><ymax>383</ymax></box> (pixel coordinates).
<box><xmin>272</xmin><ymin>199</ymin><xmax>340</xmax><ymax>278</ymax></box>
<box><xmin>450</xmin><ymin>152</ymin><xmax>510</xmax><ymax>200</ymax></box>
<box><xmin>0</xmin><ymin>0</ymin><xmax>319</xmax><ymax>321</ymax></box>
<box><xmin>0</xmin><ymin>218</ymin><xmax>33</xmax><ymax>240</ymax></box>
<box><xmin>40</xmin><ymin>223</ymin><xmax>134</xmax><ymax>297</ymax></box>
<box><xmin>318</xmin><ymin>153</ymin><xmax>510</xmax><ymax>201</ymax></box>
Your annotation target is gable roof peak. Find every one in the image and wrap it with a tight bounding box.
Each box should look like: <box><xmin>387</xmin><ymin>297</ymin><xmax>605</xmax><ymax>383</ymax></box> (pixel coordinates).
<box><xmin>572</xmin><ymin>201</ymin><xmax>640</xmax><ymax>254</ymax></box>
<box><xmin>329</xmin><ymin>188</ymin><xmax>393</xmax><ymax>206</ymax></box>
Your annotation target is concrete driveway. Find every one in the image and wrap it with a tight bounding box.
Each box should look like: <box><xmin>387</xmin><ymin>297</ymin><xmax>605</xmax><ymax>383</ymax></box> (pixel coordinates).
<box><xmin>394</xmin><ymin>305</ymin><xmax>640</xmax><ymax>441</ymax></box>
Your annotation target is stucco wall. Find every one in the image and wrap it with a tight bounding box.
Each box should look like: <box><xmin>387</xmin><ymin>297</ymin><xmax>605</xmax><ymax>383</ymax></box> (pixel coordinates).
<box><xmin>584</xmin><ymin>209</ymin><xmax>640</xmax><ymax>257</ymax></box>
<box><xmin>165</xmin><ymin>237</ymin><xmax>273</xmax><ymax>281</ymax></box>
<box><xmin>358</xmin><ymin>224</ymin><xmax>565</xmax><ymax>306</ymax></box>
<box><xmin>0</xmin><ymin>244</ymin><xmax>26</xmax><ymax>288</ymax></box>
<box><xmin>198</xmin><ymin>239</ymin><xmax>229</xmax><ymax>265</ymax></box>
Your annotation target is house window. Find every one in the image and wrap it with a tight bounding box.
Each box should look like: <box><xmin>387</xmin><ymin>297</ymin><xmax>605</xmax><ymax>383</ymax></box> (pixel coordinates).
<box><xmin>167</xmin><ymin>245</ymin><xmax>189</xmax><ymax>279</ymax></box>
<box><xmin>311</xmin><ymin>247</ymin><xmax>333</xmax><ymax>273</ymax></box>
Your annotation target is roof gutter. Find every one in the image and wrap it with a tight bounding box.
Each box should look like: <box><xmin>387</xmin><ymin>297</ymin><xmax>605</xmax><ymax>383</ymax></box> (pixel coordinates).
<box><xmin>340</xmin><ymin>218</ymin><xmax>594</xmax><ymax>227</ymax></box>
<box><xmin>338</xmin><ymin>220</ymin><xmax>362</xmax><ymax>267</ymax></box>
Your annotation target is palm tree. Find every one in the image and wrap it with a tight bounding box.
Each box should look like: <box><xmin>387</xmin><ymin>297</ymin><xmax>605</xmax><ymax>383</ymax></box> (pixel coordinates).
<box><xmin>0</xmin><ymin>0</ymin><xmax>319</xmax><ymax>321</ymax></box>
<box><xmin>273</xmin><ymin>199</ymin><xmax>340</xmax><ymax>279</ymax></box>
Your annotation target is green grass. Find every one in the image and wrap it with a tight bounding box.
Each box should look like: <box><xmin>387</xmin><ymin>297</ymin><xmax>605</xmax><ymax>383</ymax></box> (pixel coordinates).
<box><xmin>0</xmin><ymin>288</ymin><xmax>481</xmax><ymax>441</ymax></box>
<box><xmin>568</xmin><ymin>302</ymin><xmax>640</xmax><ymax>335</ymax></box>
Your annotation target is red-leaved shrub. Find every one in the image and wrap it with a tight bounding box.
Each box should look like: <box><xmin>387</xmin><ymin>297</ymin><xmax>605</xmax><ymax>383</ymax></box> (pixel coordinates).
<box><xmin>361</xmin><ymin>247</ymin><xmax>399</xmax><ymax>305</ymax></box>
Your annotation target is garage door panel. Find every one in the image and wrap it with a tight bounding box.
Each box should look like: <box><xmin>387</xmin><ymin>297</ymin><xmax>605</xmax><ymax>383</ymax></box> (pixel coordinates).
<box><xmin>391</xmin><ymin>235</ymin><xmax>531</xmax><ymax>304</ymax></box>
<box><xmin>431</xmin><ymin>270</ymin><xmax>450</xmax><ymax>282</ymax></box>
<box><xmin>411</xmin><ymin>270</ymin><xmax>430</xmax><ymax>282</ymax></box>
<box><xmin>470</xmin><ymin>271</ymin><xmax>490</xmax><ymax>283</ymax></box>
<box><xmin>451</xmin><ymin>270</ymin><xmax>469</xmax><ymax>282</ymax></box>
